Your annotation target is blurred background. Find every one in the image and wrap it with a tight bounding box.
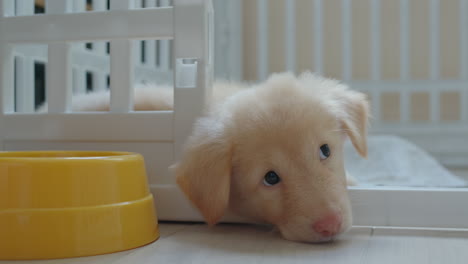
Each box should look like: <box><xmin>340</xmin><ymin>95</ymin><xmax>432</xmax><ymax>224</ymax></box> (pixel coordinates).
<box><xmin>12</xmin><ymin>0</ymin><xmax>468</xmax><ymax>187</ymax></box>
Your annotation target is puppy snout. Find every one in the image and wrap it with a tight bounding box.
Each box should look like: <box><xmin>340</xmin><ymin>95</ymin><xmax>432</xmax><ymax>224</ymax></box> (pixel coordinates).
<box><xmin>312</xmin><ymin>213</ymin><xmax>342</xmax><ymax>237</ymax></box>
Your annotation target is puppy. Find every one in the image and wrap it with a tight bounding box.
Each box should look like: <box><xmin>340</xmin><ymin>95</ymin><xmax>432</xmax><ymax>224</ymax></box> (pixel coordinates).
<box><xmin>45</xmin><ymin>72</ymin><xmax>368</xmax><ymax>243</ymax></box>
<box><xmin>173</xmin><ymin>72</ymin><xmax>368</xmax><ymax>243</ymax></box>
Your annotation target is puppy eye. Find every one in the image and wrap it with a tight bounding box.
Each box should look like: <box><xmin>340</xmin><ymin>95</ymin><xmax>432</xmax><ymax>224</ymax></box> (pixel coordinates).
<box><xmin>319</xmin><ymin>144</ymin><xmax>331</xmax><ymax>160</ymax></box>
<box><xmin>263</xmin><ymin>171</ymin><xmax>281</xmax><ymax>186</ymax></box>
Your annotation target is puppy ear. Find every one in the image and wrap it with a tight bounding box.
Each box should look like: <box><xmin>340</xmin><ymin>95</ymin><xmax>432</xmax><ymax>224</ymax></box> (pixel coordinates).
<box><xmin>338</xmin><ymin>90</ymin><xmax>369</xmax><ymax>158</ymax></box>
<box><xmin>173</xmin><ymin>118</ymin><xmax>232</xmax><ymax>225</ymax></box>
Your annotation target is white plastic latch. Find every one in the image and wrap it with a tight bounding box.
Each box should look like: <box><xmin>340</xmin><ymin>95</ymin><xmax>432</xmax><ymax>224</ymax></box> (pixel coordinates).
<box><xmin>175</xmin><ymin>58</ymin><xmax>198</xmax><ymax>88</ymax></box>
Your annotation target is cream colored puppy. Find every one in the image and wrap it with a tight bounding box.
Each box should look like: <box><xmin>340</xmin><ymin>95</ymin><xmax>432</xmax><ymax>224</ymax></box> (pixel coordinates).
<box><xmin>51</xmin><ymin>72</ymin><xmax>369</xmax><ymax>243</ymax></box>
<box><xmin>173</xmin><ymin>72</ymin><xmax>368</xmax><ymax>243</ymax></box>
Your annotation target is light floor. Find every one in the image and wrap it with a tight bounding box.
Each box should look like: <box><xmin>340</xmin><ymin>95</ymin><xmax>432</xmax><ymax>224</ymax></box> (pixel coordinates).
<box><xmin>3</xmin><ymin>223</ymin><xmax>468</xmax><ymax>264</ymax></box>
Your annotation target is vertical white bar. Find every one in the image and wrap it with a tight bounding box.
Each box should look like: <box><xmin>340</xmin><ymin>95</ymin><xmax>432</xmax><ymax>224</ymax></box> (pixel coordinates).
<box><xmin>16</xmin><ymin>0</ymin><xmax>34</xmax><ymax>15</ymax></box>
<box><xmin>371</xmin><ymin>90</ymin><xmax>381</xmax><ymax>122</ymax></box>
<box><xmin>257</xmin><ymin>0</ymin><xmax>268</xmax><ymax>81</ymax></box>
<box><xmin>285</xmin><ymin>0</ymin><xmax>295</xmax><ymax>73</ymax></box>
<box><xmin>400</xmin><ymin>0</ymin><xmax>410</xmax><ymax>80</ymax></box>
<box><xmin>73</xmin><ymin>67</ymin><xmax>86</xmax><ymax>94</ymax></box>
<box><xmin>228</xmin><ymin>0</ymin><xmax>243</xmax><ymax>81</ymax></box>
<box><xmin>73</xmin><ymin>0</ymin><xmax>86</xmax><ymax>12</ymax></box>
<box><xmin>1</xmin><ymin>0</ymin><xmax>15</xmax><ymax>150</ymax></box>
<box><xmin>47</xmin><ymin>44</ymin><xmax>72</xmax><ymax>113</ymax></box>
<box><xmin>146</xmin><ymin>41</ymin><xmax>156</xmax><ymax>67</ymax></box>
<box><xmin>462</xmin><ymin>0</ymin><xmax>468</xmax><ymax>122</ymax></box>
<box><xmin>0</xmin><ymin>44</ymin><xmax>14</xmax><ymax>114</ymax></box>
<box><xmin>399</xmin><ymin>0</ymin><xmax>411</xmax><ymax>123</ymax></box>
<box><xmin>94</xmin><ymin>71</ymin><xmax>108</xmax><ymax>91</ymax></box>
<box><xmin>110</xmin><ymin>0</ymin><xmax>134</xmax><ymax>112</ymax></box>
<box><xmin>460</xmin><ymin>0</ymin><xmax>468</xmax><ymax>80</ymax></box>
<box><xmin>159</xmin><ymin>0</ymin><xmax>172</xmax><ymax>70</ymax></box>
<box><xmin>93</xmin><ymin>0</ymin><xmax>107</xmax><ymax>55</ymax></box>
<box><xmin>133</xmin><ymin>0</ymin><xmax>143</xmax><ymax>66</ymax></box>
<box><xmin>111</xmin><ymin>0</ymin><xmax>134</xmax><ymax>9</ymax></box>
<box><xmin>15</xmin><ymin>56</ymin><xmax>35</xmax><ymax>113</ymax></box>
<box><xmin>313</xmin><ymin>0</ymin><xmax>323</xmax><ymax>75</ymax></box>
<box><xmin>430</xmin><ymin>91</ymin><xmax>440</xmax><ymax>122</ymax></box>
<box><xmin>46</xmin><ymin>0</ymin><xmax>72</xmax><ymax>13</ymax></box>
<box><xmin>342</xmin><ymin>0</ymin><xmax>352</xmax><ymax>80</ymax></box>
<box><xmin>146</xmin><ymin>0</ymin><xmax>157</xmax><ymax>67</ymax></box>
<box><xmin>0</xmin><ymin>0</ymin><xmax>15</xmax><ymax>16</ymax></box>
<box><xmin>460</xmin><ymin>88</ymin><xmax>467</xmax><ymax>123</ymax></box>
<box><xmin>429</xmin><ymin>0</ymin><xmax>440</xmax><ymax>80</ymax></box>
<box><xmin>370</xmin><ymin>0</ymin><xmax>381</xmax><ymax>120</ymax></box>
<box><xmin>46</xmin><ymin>0</ymin><xmax>72</xmax><ymax>113</ymax></box>
<box><xmin>14</xmin><ymin>0</ymin><xmax>35</xmax><ymax>112</ymax></box>
<box><xmin>72</xmin><ymin>0</ymin><xmax>87</xmax><ymax>50</ymax></box>
<box><xmin>400</xmin><ymin>92</ymin><xmax>410</xmax><ymax>123</ymax></box>
<box><xmin>370</xmin><ymin>0</ymin><xmax>381</xmax><ymax>81</ymax></box>
<box><xmin>146</xmin><ymin>0</ymin><xmax>157</xmax><ymax>7</ymax></box>
<box><xmin>173</xmin><ymin>0</ymin><xmax>213</xmax><ymax>160</ymax></box>
<box><xmin>159</xmin><ymin>41</ymin><xmax>171</xmax><ymax>70</ymax></box>
<box><xmin>93</xmin><ymin>0</ymin><xmax>107</xmax><ymax>10</ymax></box>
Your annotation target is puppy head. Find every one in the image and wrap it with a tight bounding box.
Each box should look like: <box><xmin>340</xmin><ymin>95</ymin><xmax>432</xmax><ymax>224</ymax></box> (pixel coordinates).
<box><xmin>173</xmin><ymin>72</ymin><xmax>369</xmax><ymax>243</ymax></box>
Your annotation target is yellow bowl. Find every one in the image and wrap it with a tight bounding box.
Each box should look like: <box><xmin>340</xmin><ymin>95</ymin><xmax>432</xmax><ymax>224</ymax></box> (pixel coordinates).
<box><xmin>0</xmin><ymin>151</ymin><xmax>159</xmax><ymax>260</ymax></box>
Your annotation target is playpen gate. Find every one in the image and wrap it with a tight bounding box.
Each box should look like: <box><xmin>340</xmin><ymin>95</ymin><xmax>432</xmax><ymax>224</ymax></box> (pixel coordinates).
<box><xmin>0</xmin><ymin>0</ymin><xmax>213</xmax><ymax>221</ymax></box>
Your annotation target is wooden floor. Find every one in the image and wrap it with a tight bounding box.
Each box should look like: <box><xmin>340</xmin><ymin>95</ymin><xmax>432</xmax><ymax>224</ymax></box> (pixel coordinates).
<box><xmin>3</xmin><ymin>223</ymin><xmax>468</xmax><ymax>264</ymax></box>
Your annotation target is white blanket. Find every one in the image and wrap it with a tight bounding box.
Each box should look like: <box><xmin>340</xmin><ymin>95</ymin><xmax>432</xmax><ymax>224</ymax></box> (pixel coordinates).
<box><xmin>344</xmin><ymin>135</ymin><xmax>467</xmax><ymax>187</ymax></box>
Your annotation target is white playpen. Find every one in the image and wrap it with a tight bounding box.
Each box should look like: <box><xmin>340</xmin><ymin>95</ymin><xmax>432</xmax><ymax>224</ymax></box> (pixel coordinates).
<box><xmin>1</xmin><ymin>0</ymin><xmax>468</xmax><ymax>229</ymax></box>
<box><xmin>0</xmin><ymin>0</ymin><xmax>213</xmax><ymax>221</ymax></box>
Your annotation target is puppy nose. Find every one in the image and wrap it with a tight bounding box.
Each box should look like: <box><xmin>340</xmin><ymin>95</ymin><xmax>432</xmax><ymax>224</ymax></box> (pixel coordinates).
<box><xmin>312</xmin><ymin>213</ymin><xmax>342</xmax><ymax>237</ymax></box>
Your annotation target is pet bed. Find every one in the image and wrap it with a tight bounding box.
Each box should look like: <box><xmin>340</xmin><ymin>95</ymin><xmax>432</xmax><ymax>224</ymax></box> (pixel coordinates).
<box><xmin>344</xmin><ymin>135</ymin><xmax>467</xmax><ymax>187</ymax></box>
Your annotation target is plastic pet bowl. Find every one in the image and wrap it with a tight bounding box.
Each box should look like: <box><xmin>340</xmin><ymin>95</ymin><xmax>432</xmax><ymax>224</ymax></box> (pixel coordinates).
<box><xmin>0</xmin><ymin>151</ymin><xmax>159</xmax><ymax>260</ymax></box>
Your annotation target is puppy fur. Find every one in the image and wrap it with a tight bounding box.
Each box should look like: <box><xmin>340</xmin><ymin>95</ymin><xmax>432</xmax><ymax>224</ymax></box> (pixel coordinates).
<box><xmin>49</xmin><ymin>72</ymin><xmax>369</xmax><ymax>243</ymax></box>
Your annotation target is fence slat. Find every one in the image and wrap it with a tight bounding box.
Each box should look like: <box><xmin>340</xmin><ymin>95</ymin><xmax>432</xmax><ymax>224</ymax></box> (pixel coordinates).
<box><xmin>0</xmin><ymin>0</ymin><xmax>15</xmax><ymax>16</ymax></box>
<box><xmin>313</xmin><ymin>0</ymin><xmax>323</xmax><ymax>75</ymax></box>
<box><xmin>92</xmin><ymin>0</ymin><xmax>107</xmax><ymax>55</ymax></box>
<box><xmin>146</xmin><ymin>0</ymin><xmax>157</xmax><ymax>7</ymax></box>
<box><xmin>173</xmin><ymin>0</ymin><xmax>213</xmax><ymax>160</ymax></box>
<box><xmin>16</xmin><ymin>0</ymin><xmax>34</xmax><ymax>15</ymax></box>
<box><xmin>370</xmin><ymin>0</ymin><xmax>381</xmax><ymax>81</ymax></box>
<box><xmin>400</xmin><ymin>0</ymin><xmax>410</xmax><ymax>80</ymax></box>
<box><xmin>429</xmin><ymin>0</ymin><xmax>440</xmax><ymax>80</ymax></box>
<box><xmin>47</xmin><ymin>43</ymin><xmax>72</xmax><ymax>113</ymax></box>
<box><xmin>0</xmin><ymin>0</ymin><xmax>15</xmax><ymax>115</ymax></box>
<box><xmin>15</xmin><ymin>56</ymin><xmax>35</xmax><ymax>112</ymax></box>
<box><xmin>94</xmin><ymin>70</ymin><xmax>108</xmax><ymax>91</ymax></box>
<box><xmin>86</xmin><ymin>1</ymin><xmax>108</xmax><ymax>95</ymax></box>
<box><xmin>461</xmin><ymin>0</ymin><xmax>468</xmax><ymax>81</ymax></box>
<box><xmin>257</xmin><ymin>0</ymin><xmax>268</xmax><ymax>81</ymax></box>
<box><xmin>145</xmin><ymin>0</ymin><xmax>157</xmax><ymax>67</ymax></box>
<box><xmin>430</xmin><ymin>91</ymin><xmax>440</xmax><ymax>122</ymax></box>
<box><xmin>14</xmin><ymin>1</ymin><xmax>35</xmax><ymax>112</ymax></box>
<box><xmin>462</xmin><ymin>0</ymin><xmax>468</xmax><ymax>122</ymax></box>
<box><xmin>110</xmin><ymin>0</ymin><xmax>134</xmax><ymax>113</ymax></box>
<box><xmin>133</xmin><ymin>0</ymin><xmax>143</xmax><ymax>66</ymax></box>
<box><xmin>0</xmin><ymin>45</ymin><xmax>14</xmax><ymax>114</ymax></box>
<box><xmin>342</xmin><ymin>0</ymin><xmax>352</xmax><ymax>80</ymax></box>
<box><xmin>158</xmin><ymin>0</ymin><xmax>172</xmax><ymax>70</ymax></box>
<box><xmin>429</xmin><ymin>0</ymin><xmax>441</xmax><ymax>123</ymax></box>
<box><xmin>400</xmin><ymin>92</ymin><xmax>410</xmax><ymax>122</ymax></box>
<box><xmin>73</xmin><ymin>0</ymin><xmax>86</xmax><ymax>12</ymax></box>
<box><xmin>46</xmin><ymin>0</ymin><xmax>72</xmax><ymax>113</ymax></box>
<box><xmin>285</xmin><ymin>0</ymin><xmax>295</xmax><ymax>73</ymax></box>
<box><xmin>73</xmin><ymin>67</ymin><xmax>86</xmax><ymax>94</ymax></box>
